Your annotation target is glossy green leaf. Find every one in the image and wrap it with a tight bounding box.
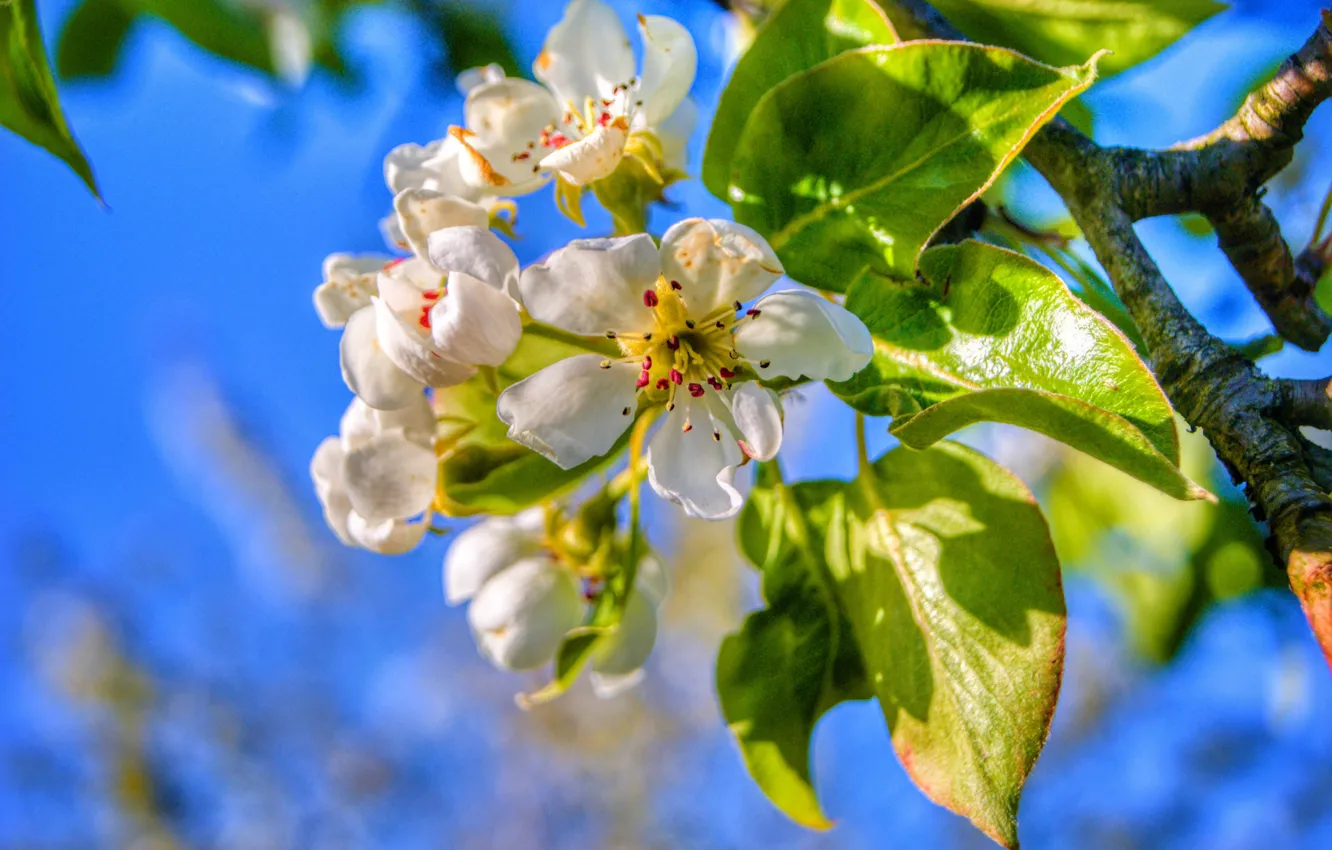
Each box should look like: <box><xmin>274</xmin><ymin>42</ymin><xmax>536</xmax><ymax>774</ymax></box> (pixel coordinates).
<box><xmin>438</xmin><ymin>0</ymin><xmax>521</xmax><ymax>79</ymax></box>
<box><xmin>830</xmin><ymin>442</ymin><xmax>1065</xmax><ymax>848</ymax></box>
<box><xmin>720</xmin><ymin>470</ymin><xmax>869</xmax><ymax>829</ymax></box>
<box><xmin>927</xmin><ymin>0</ymin><xmax>1225</xmax><ymax>78</ymax></box>
<box><xmin>832</xmin><ymin>241</ymin><xmax>1208</xmax><ymax>500</ymax></box>
<box><xmin>434</xmin><ymin>322</ymin><xmax>622</xmax><ymax>516</ymax></box>
<box><xmin>56</xmin><ymin>0</ymin><xmax>138</xmax><ymax>81</ymax></box>
<box><xmin>722</xmin><ymin>445</ymin><xmax>1067</xmax><ymax>845</ymax></box>
<box><xmin>728</xmin><ymin>43</ymin><xmax>1098</xmax><ymax>290</ymax></box>
<box><xmin>0</xmin><ymin>0</ymin><xmax>99</xmax><ymax>196</ymax></box>
<box><xmin>702</xmin><ymin>0</ymin><xmax>897</xmax><ymax>199</ymax></box>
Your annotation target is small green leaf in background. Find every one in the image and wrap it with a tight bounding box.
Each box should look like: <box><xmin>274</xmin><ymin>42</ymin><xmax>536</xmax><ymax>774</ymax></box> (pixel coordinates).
<box><xmin>927</xmin><ymin>0</ymin><xmax>1226</xmax><ymax>78</ymax></box>
<box><xmin>727</xmin><ymin>43</ymin><xmax>1099</xmax><ymax>290</ymax></box>
<box><xmin>1</xmin><ymin>0</ymin><xmax>100</xmax><ymax>197</ymax></box>
<box><xmin>56</xmin><ymin>0</ymin><xmax>137</xmax><ymax>80</ymax></box>
<box><xmin>702</xmin><ymin>0</ymin><xmax>898</xmax><ymax>199</ymax></box>
<box><xmin>437</xmin><ymin>0</ymin><xmax>521</xmax><ymax>79</ymax></box>
<box><xmin>832</xmin><ymin>241</ymin><xmax>1208</xmax><ymax>500</ymax></box>
<box><xmin>133</xmin><ymin>0</ymin><xmax>275</xmax><ymax>75</ymax></box>
<box><xmin>721</xmin><ymin>444</ymin><xmax>1067</xmax><ymax>847</ymax></box>
<box><xmin>719</xmin><ymin>470</ymin><xmax>869</xmax><ymax>829</ymax></box>
<box><xmin>434</xmin><ymin>322</ymin><xmax>622</xmax><ymax>516</ymax></box>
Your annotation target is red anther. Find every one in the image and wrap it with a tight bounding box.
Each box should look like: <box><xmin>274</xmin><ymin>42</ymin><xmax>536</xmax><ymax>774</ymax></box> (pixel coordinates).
<box><xmin>419</xmin><ymin>306</ymin><xmax>432</xmax><ymax>329</ymax></box>
<box><xmin>666</xmin><ymin>336</ymin><xmax>680</xmax><ymax>351</ymax></box>
<box><xmin>670</xmin><ymin>369</ymin><xmax>683</xmax><ymax>385</ymax></box>
<box><xmin>422</xmin><ymin>290</ymin><xmax>440</xmax><ymax>300</ymax></box>
<box><xmin>512</xmin><ymin>151</ymin><xmax>531</xmax><ymax>161</ymax></box>
<box><xmin>688</xmin><ymin>383</ymin><xmax>705</xmax><ymax>398</ymax></box>
<box><xmin>707</xmin><ymin>377</ymin><xmax>722</xmax><ymax>390</ymax></box>
<box><xmin>385</xmin><ymin>257</ymin><xmax>407</xmax><ymax>269</ymax></box>
<box><xmin>599</xmin><ymin>112</ymin><xmax>612</xmax><ymax>127</ymax></box>
<box><xmin>719</xmin><ymin>367</ymin><xmax>735</xmax><ymax>379</ymax></box>
<box><xmin>670</xmin><ymin>280</ymin><xmax>683</xmax><ymax>291</ymax></box>
<box><xmin>642</xmin><ymin>356</ymin><xmax>652</xmax><ymax>369</ymax></box>
<box><xmin>655</xmin><ymin>378</ymin><xmax>669</xmax><ymax>391</ymax></box>
<box><xmin>602</xmin><ymin>99</ymin><xmax>614</xmax><ymax>107</ymax></box>
<box><xmin>643</xmin><ymin>290</ymin><xmax>659</xmax><ymax>308</ymax></box>
<box><xmin>747</xmin><ymin>308</ymin><xmax>762</xmax><ymax>317</ymax></box>
<box><xmin>682</xmin><ymin>423</ymin><xmax>693</xmax><ymax>433</ymax></box>
<box><xmin>637</xmin><ymin>370</ymin><xmax>651</xmax><ymax>388</ymax></box>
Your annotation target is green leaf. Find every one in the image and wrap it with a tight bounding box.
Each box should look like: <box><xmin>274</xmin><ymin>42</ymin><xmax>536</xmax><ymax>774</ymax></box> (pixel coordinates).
<box><xmin>434</xmin><ymin>322</ymin><xmax>621</xmax><ymax>516</ymax></box>
<box><xmin>702</xmin><ymin>0</ymin><xmax>898</xmax><ymax>199</ymax></box>
<box><xmin>0</xmin><ymin>0</ymin><xmax>100</xmax><ymax>197</ymax></box>
<box><xmin>721</xmin><ymin>445</ymin><xmax>1067</xmax><ymax>845</ymax></box>
<box><xmin>831</xmin><ymin>241</ymin><xmax>1208</xmax><ymax>500</ymax></box>
<box><xmin>56</xmin><ymin>0</ymin><xmax>138</xmax><ymax>81</ymax></box>
<box><xmin>135</xmin><ymin>0</ymin><xmax>275</xmax><ymax>75</ymax></box>
<box><xmin>831</xmin><ymin>442</ymin><xmax>1066</xmax><ymax>848</ymax></box>
<box><xmin>720</xmin><ymin>469</ymin><xmax>869</xmax><ymax>829</ymax></box>
<box><xmin>727</xmin><ymin>42</ymin><xmax>1099</xmax><ymax>290</ymax></box>
<box><xmin>927</xmin><ymin>0</ymin><xmax>1225</xmax><ymax>78</ymax></box>
<box><xmin>438</xmin><ymin>1</ymin><xmax>520</xmax><ymax>79</ymax></box>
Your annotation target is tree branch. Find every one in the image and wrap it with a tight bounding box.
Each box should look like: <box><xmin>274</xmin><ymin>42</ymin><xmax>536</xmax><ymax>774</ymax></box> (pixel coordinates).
<box><xmin>891</xmin><ymin>0</ymin><xmax>1332</xmax><ymax>668</ymax></box>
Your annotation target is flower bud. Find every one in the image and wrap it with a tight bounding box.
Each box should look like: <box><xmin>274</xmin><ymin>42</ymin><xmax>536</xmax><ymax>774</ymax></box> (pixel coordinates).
<box><xmin>467</xmin><ymin>559</ymin><xmax>583</xmax><ymax>671</ymax></box>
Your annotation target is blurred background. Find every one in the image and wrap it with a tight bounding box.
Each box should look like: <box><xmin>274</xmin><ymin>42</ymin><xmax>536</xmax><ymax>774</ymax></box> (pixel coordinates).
<box><xmin>3</xmin><ymin>0</ymin><xmax>1332</xmax><ymax>847</ymax></box>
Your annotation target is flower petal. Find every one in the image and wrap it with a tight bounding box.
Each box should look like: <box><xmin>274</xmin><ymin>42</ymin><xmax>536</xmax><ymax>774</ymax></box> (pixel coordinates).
<box><xmin>655</xmin><ymin>97</ymin><xmax>697</xmax><ymax>172</ymax></box>
<box><xmin>456</xmin><ymin>62</ymin><xmax>506</xmax><ymax>96</ymax></box>
<box><xmin>637</xmin><ymin>15</ymin><xmax>697</xmax><ymax>126</ymax></box>
<box><xmin>442</xmin><ymin>508</ymin><xmax>545</xmax><ymax>605</ymax></box>
<box><xmin>497</xmin><ymin>354</ymin><xmax>639</xmax><ymax>469</ymax></box>
<box><xmin>533</xmin><ymin>0</ymin><xmax>634</xmax><ymax>108</ymax></box>
<box><xmin>426</xmin><ymin>226</ymin><xmax>520</xmax><ymax>297</ymax></box>
<box><xmin>734</xmin><ymin>289</ymin><xmax>874</xmax><ymax>382</ymax></box>
<box><xmin>660</xmin><ymin>218</ymin><xmax>784</xmax><ymax>314</ymax></box>
<box><xmin>467</xmin><ymin>558</ymin><xmax>583</xmax><ymax>671</ymax></box>
<box><xmin>722</xmin><ymin>382</ymin><xmax>783</xmax><ymax>461</ymax></box>
<box><xmin>373</xmin><ymin>297</ymin><xmax>477</xmax><ymax>388</ymax></box>
<box><xmin>392</xmin><ymin>189</ymin><xmax>488</xmax><ymax>259</ymax></box>
<box><xmin>339</xmin><ymin>306</ymin><xmax>426</xmax><ymax>411</ymax></box>
<box><xmin>311</xmin><ymin>437</ymin><xmax>355</xmax><ymax>546</ymax></box>
<box><xmin>518</xmin><ymin>233</ymin><xmax>660</xmax><ymax>335</ymax></box>
<box><xmin>591</xmin><ymin>583</ymin><xmax>658</xmax><ymax>677</ymax></box>
<box><xmin>646</xmin><ymin>399</ymin><xmax>744</xmax><ymax>520</ymax></box>
<box><xmin>539</xmin><ymin>118</ymin><xmax>628</xmax><ymax>186</ymax></box>
<box><xmin>348</xmin><ymin>512</ymin><xmax>431</xmax><ymax>555</ymax></box>
<box><xmin>428</xmin><ymin>273</ymin><xmax>522</xmax><ymax>367</ymax></box>
<box><xmin>455</xmin><ymin>76</ymin><xmax>560</xmax><ymax>193</ymax></box>
<box><xmin>315</xmin><ymin>254</ymin><xmax>388</xmax><ymax>328</ymax></box>
<box><xmin>339</xmin><ymin>394</ymin><xmax>435</xmax><ymax>450</ymax></box>
<box><xmin>385</xmin><ymin>139</ymin><xmax>444</xmax><ymax>194</ymax></box>
<box><xmin>450</xmin><ymin>126</ymin><xmax>551</xmax><ymax>197</ymax></box>
<box><xmin>341</xmin><ymin>429</ymin><xmax>438</xmax><ymax>522</ymax></box>
<box><xmin>635</xmin><ymin>555</ymin><xmax>671</xmax><ymax>605</ymax></box>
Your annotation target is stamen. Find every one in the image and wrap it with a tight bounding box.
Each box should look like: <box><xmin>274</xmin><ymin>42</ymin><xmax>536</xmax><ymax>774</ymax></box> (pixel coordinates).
<box><xmin>733</xmin><ymin>300</ymin><xmax>742</xmax><ymax>311</ymax></box>
<box><xmin>682</xmin><ymin>421</ymin><xmax>692</xmax><ymax>433</ymax></box>
<box><xmin>643</xmin><ymin>290</ymin><xmax>659</xmax><ymax>308</ymax></box>
<box><xmin>728</xmin><ymin>350</ymin><xmax>741</xmax><ymax>360</ymax></box>
<box><xmin>422</xmin><ymin>291</ymin><xmax>440</xmax><ymax>301</ymax></box>
<box><xmin>685</xmin><ymin>320</ymin><xmax>696</xmax><ymax>330</ymax></box>
<box><xmin>606</xmin><ymin>331</ymin><xmax>618</xmax><ymax>339</ymax></box>
<box><xmin>670</xmin><ymin>369</ymin><xmax>683</xmax><ymax>385</ymax></box>
<box><xmin>622</xmin><ymin>406</ymin><xmax>632</xmax><ymax>416</ymax></box>
<box><xmin>670</xmin><ymin>280</ymin><xmax>683</xmax><ymax>291</ymax></box>
<box><xmin>715</xmin><ymin>320</ymin><xmax>726</xmax><ymax>329</ymax></box>
<box><xmin>636</xmin><ymin>371</ymin><xmax>650</xmax><ymax>389</ymax></box>
<box><xmin>747</xmin><ymin>308</ymin><xmax>762</xmax><ymax>318</ymax></box>
<box><xmin>643</xmin><ymin>333</ymin><xmax>653</xmax><ymax>341</ymax></box>
<box><xmin>759</xmin><ymin>360</ymin><xmax>771</xmax><ymax>368</ymax></box>
<box><xmin>655</xmin><ymin>378</ymin><xmax>669</xmax><ymax>391</ymax></box>
<box><xmin>667</xmin><ymin>336</ymin><xmax>679</xmax><ymax>351</ymax></box>
<box><xmin>719</xmin><ymin>367</ymin><xmax>735</xmax><ymax>379</ymax></box>
<box><xmin>688</xmin><ymin>383</ymin><xmax>705</xmax><ymax>398</ymax></box>
<box><xmin>666</xmin><ymin>402</ymin><xmax>675</xmax><ymax>411</ymax></box>
<box><xmin>712</xmin><ymin>431</ymin><xmax>722</xmax><ymax>442</ymax></box>
<box><xmin>599</xmin><ymin>360</ymin><xmax>612</xmax><ymax>370</ymax></box>
<box><xmin>707</xmin><ymin>377</ymin><xmax>722</xmax><ymax>390</ymax></box>
<box><xmin>642</xmin><ymin>356</ymin><xmax>652</xmax><ymax>369</ymax></box>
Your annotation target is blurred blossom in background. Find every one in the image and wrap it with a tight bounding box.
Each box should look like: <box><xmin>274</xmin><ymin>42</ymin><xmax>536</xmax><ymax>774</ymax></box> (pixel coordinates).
<box><xmin>3</xmin><ymin>0</ymin><xmax>1332</xmax><ymax>847</ymax></box>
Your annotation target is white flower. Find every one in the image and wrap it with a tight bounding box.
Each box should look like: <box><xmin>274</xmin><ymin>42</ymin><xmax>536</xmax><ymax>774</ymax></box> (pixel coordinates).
<box><xmin>325</xmin><ymin>226</ymin><xmax>524</xmax><ymax>411</ymax></box>
<box><xmin>381</xmin><ymin>133</ymin><xmax>500</xmax><ymax>252</ymax></box>
<box><xmin>311</xmin><ymin>395</ymin><xmax>438</xmax><ymax>555</ymax></box>
<box><xmin>444</xmin><ymin>510</ymin><xmax>668</xmax><ymax>690</ymax></box>
<box><xmin>496</xmin><ymin>218</ymin><xmax>873</xmax><ymax>520</ymax></box>
<box><xmin>450</xmin><ymin>0</ymin><xmax>697</xmax><ymax>192</ymax></box>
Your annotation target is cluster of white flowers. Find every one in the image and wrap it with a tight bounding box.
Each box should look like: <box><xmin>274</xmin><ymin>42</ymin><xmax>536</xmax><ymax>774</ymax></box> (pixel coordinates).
<box><xmin>307</xmin><ymin>0</ymin><xmax>873</xmax><ymax>694</ymax></box>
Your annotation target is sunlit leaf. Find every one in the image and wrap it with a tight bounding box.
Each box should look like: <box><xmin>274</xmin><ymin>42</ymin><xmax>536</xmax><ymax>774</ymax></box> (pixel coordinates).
<box><xmin>722</xmin><ymin>445</ymin><xmax>1067</xmax><ymax>846</ymax></box>
<box><xmin>135</xmin><ymin>0</ymin><xmax>275</xmax><ymax>75</ymax></box>
<box><xmin>438</xmin><ymin>0</ymin><xmax>520</xmax><ymax>79</ymax></box>
<box><xmin>727</xmin><ymin>42</ymin><xmax>1098</xmax><ymax>289</ymax></box>
<box><xmin>832</xmin><ymin>241</ymin><xmax>1208</xmax><ymax>500</ymax></box>
<box><xmin>702</xmin><ymin>0</ymin><xmax>897</xmax><ymax>199</ymax></box>
<box><xmin>927</xmin><ymin>0</ymin><xmax>1226</xmax><ymax>78</ymax></box>
<box><xmin>0</xmin><ymin>0</ymin><xmax>100</xmax><ymax>196</ymax></box>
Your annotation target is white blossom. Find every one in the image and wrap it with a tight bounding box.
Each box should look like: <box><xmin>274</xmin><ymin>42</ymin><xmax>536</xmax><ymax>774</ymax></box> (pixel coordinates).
<box><xmin>497</xmin><ymin>218</ymin><xmax>873</xmax><ymax>520</ymax></box>
<box><xmin>450</xmin><ymin>0</ymin><xmax>697</xmax><ymax>193</ymax></box>
<box><xmin>311</xmin><ymin>396</ymin><xmax>438</xmax><ymax>555</ymax></box>
<box><xmin>324</xmin><ymin>225</ymin><xmax>524</xmax><ymax>411</ymax></box>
